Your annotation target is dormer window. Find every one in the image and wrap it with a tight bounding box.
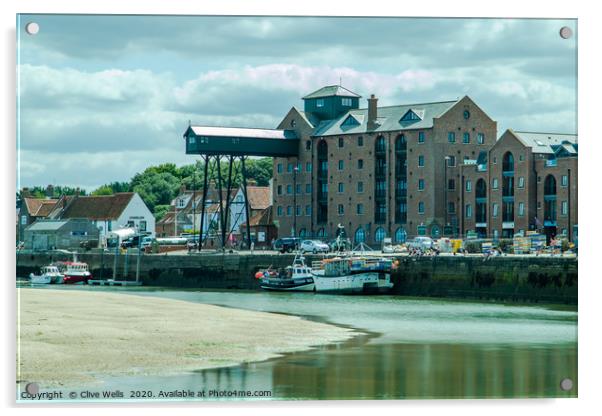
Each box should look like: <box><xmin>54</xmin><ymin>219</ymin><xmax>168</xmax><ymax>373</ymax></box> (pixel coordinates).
<box><xmin>400</xmin><ymin>109</ymin><xmax>424</xmax><ymax>123</ymax></box>
<box><xmin>188</xmin><ymin>136</ymin><xmax>196</xmax><ymax>144</ymax></box>
<box><xmin>316</xmin><ymin>99</ymin><xmax>324</xmax><ymax>108</ymax></box>
<box><xmin>341</xmin><ymin>114</ymin><xmax>360</xmax><ymax>127</ymax></box>
<box><xmin>342</xmin><ymin>97</ymin><xmax>352</xmax><ymax>106</ymax></box>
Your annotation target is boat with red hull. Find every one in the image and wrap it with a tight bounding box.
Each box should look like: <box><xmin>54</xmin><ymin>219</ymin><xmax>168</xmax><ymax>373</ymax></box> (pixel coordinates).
<box><xmin>55</xmin><ymin>261</ymin><xmax>92</xmax><ymax>284</ymax></box>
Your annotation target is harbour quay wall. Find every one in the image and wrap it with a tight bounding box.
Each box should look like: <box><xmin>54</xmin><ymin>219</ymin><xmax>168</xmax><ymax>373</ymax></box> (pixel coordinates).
<box><xmin>16</xmin><ymin>252</ymin><xmax>577</xmax><ymax>304</ymax></box>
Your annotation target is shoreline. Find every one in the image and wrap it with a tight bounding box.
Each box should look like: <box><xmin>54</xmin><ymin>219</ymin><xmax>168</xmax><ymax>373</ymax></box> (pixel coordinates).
<box><xmin>17</xmin><ymin>288</ymin><xmax>357</xmax><ymax>387</ymax></box>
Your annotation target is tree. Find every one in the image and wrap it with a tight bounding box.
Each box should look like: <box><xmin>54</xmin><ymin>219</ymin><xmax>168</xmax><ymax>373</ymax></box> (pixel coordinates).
<box><xmin>91</xmin><ymin>185</ymin><xmax>114</xmax><ymax>196</ymax></box>
<box><xmin>132</xmin><ymin>171</ymin><xmax>180</xmax><ymax>212</ymax></box>
<box><xmin>154</xmin><ymin>204</ymin><xmax>171</xmax><ymax>221</ymax></box>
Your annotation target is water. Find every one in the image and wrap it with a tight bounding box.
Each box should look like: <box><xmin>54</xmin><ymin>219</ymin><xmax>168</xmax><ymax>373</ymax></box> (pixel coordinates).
<box><xmin>20</xmin><ymin>286</ymin><xmax>578</xmax><ymax>400</ymax></box>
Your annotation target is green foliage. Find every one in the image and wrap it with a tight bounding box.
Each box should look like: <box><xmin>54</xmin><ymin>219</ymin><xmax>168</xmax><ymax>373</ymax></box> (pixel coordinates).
<box><xmin>91</xmin><ymin>185</ymin><xmax>114</xmax><ymax>196</ymax></box>
<box><xmin>153</xmin><ymin>204</ymin><xmax>171</xmax><ymax>221</ymax></box>
<box><xmin>464</xmin><ymin>240</ymin><xmax>482</xmax><ymax>253</ymax></box>
<box><xmin>132</xmin><ymin>171</ymin><xmax>181</xmax><ymax>212</ymax></box>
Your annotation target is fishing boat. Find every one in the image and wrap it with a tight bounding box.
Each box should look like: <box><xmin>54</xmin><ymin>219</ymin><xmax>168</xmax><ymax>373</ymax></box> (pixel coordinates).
<box><xmin>256</xmin><ymin>254</ymin><xmax>315</xmax><ymax>291</ymax></box>
<box><xmin>310</xmin><ymin>256</ymin><xmax>395</xmax><ymax>294</ymax></box>
<box><xmin>55</xmin><ymin>261</ymin><xmax>92</xmax><ymax>284</ymax></box>
<box><xmin>29</xmin><ymin>265</ymin><xmax>63</xmax><ymax>285</ymax></box>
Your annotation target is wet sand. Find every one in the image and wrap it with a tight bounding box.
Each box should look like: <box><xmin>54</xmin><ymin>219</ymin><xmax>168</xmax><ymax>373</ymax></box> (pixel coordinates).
<box><xmin>17</xmin><ymin>288</ymin><xmax>355</xmax><ymax>387</ymax></box>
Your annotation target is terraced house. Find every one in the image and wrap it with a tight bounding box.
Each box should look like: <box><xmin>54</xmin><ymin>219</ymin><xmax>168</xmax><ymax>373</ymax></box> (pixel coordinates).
<box><xmin>272</xmin><ymin>85</ymin><xmax>497</xmax><ymax>245</ymax></box>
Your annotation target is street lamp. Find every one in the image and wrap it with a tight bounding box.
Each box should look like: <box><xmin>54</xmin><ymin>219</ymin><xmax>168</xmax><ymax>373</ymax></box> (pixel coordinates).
<box><xmin>292</xmin><ymin>164</ymin><xmax>299</xmax><ymax>237</ymax></box>
<box><xmin>444</xmin><ymin>156</ymin><xmax>451</xmax><ymax>235</ymax></box>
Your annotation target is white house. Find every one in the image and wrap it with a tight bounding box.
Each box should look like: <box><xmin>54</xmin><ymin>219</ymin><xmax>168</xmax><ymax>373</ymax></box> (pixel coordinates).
<box><xmin>48</xmin><ymin>192</ymin><xmax>155</xmax><ymax>242</ymax></box>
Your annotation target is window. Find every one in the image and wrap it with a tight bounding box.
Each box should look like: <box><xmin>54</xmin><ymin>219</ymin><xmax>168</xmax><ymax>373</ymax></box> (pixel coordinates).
<box><xmin>448</xmin><ymin>132</ymin><xmax>456</xmax><ymax>143</ymax></box>
<box><xmin>357</xmin><ymin>182</ymin><xmax>364</xmax><ymax>193</ymax></box>
<box><xmin>277</xmin><ymin>206</ymin><xmax>283</xmax><ymax>216</ymax></box>
<box><xmin>561</xmin><ymin>175</ymin><xmax>568</xmax><ymax>187</ymax></box>
<box><xmin>277</xmin><ymin>185</ymin><xmax>282</xmax><ymax>195</ymax></box>
<box><xmin>418</xmin><ymin>155</ymin><xmax>425</xmax><ymax>167</ymax></box>
<box><xmin>518</xmin><ymin>202</ymin><xmax>525</xmax><ymax>216</ymax></box>
<box><xmin>189</xmin><ymin>136</ymin><xmax>196</xmax><ymax>144</ymax></box>
<box><xmin>316</xmin><ymin>98</ymin><xmax>324</xmax><ymax>108</ymax></box>
<box><xmin>287</xmin><ymin>163</ymin><xmax>293</xmax><ymax>173</ymax></box>
<box><xmin>465</xmin><ymin>204</ymin><xmax>472</xmax><ymax>218</ymax></box>
<box><xmin>354</xmin><ymin>227</ymin><xmax>366</xmax><ymax>243</ymax></box>
<box><xmin>358</xmin><ymin>136</ymin><xmax>364</xmax><ymax>146</ymax></box>
<box><xmin>375</xmin><ymin>227</ymin><xmax>386</xmax><ymax>243</ymax></box>
<box><xmin>287</xmin><ymin>184</ymin><xmax>292</xmax><ymax>194</ymax></box>
<box><xmin>338</xmin><ymin>137</ymin><xmax>344</xmax><ymax>148</ymax></box>
<box><xmin>537</xmin><ymin>176</ymin><xmax>542</xmax><ymax>183</ymax></box>
<box><xmin>418</xmin><ymin>179</ymin><xmax>425</xmax><ymax>190</ymax></box>
<box><xmin>562</xmin><ymin>201</ymin><xmax>568</xmax><ymax>215</ymax></box>
<box><xmin>277</xmin><ymin>163</ymin><xmax>283</xmax><ymax>173</ymax></box>
<box><xmin>291</xmin><ymin>119</ymin><xmax>297</xmax><ymax>128</ymax></box>
<box><xmin>296</xmin><ymin>184</ymin><xmax>301</xmax><ymax>194</ymax></box>
<box><xmin>519</xmin><ymin>154</ymin><xmax>524</xmax><ymax>161</ymax></box>
<box><xmin>338</xmin><ymin>204</ymin><xmax>344</xmax><ymax>215</ymax></box>
<box><xmin>177</xmin><ymin>198</ymin><xmax>185</xmax><ymax>208</ymax></box>
<box><xmin>492</xmin><ymin>178</ymin><xmax>499</xmax><ymax>189</ymax></box>
<box><xmin>342</xmin><ymin>97</ymin><xmax>352</xmax><ymax>106</ymax></box>
<box><xmin>286</xmin><ymin>206</ymin><xmax>292</xmax><ymax>216</ymax></box>
<box><xmin>465</xmin><ymin>180</ymin><xmax>472</xmax><ymax>192</ymax></box>
<box><xmin>356</xmin><ymin>204</ymin><xmax>364</xmax><ymax>215</ymax></box>
<box><xmin>358</xmin><ymin>159</ymin><xmax>364</xmax><ymax>169</ymax></box>
<box><xmin>518</xmin><ymin>176</ymin><xmax>525</xmax><ymax>188</ymax></box>
<box><xmin>447</xmin><ymin>156</ymin><xmax>456</xmax><ymax>167</ymax></box>
<box><xmin>492</xmin><ymin>203</ymin><xmax>499</xmax><ymax>217</ymax></box>
<box><xmin>477</xmin><ymin>133</ymin><xmax>485</xmax><ymax>144</ymax></box>
<box><xmin>418</xmin><ymin>131</ymin><xmax>425</xmax><ymax>143</ymax></box>
<box><xmin>463</xmin><ymin>110</ymin><xmax>470</xmax><ymax>119</ymax></box>
<box><xmin>296</xmin><ymin>205</ymin><xmax>301</xmax><ymax>216</ymax></box>
<box><xmin>139</xmin><ymin>220</ymin><xmax>147</xmax><ymax>231</ymax></box>
<box><xmin>418</xmin><ymin>201</ymin><xmax>425</xmax><ymax>214</ymax></box>
<box><xmin>338</xmin><ymin>182</ymin><xmax>344</xmax><ymax>193</ymax></box>
<box><xmin>338</xmin><ymin>160</ymin><xmax>344</xmax><ymax>170</ymax></box>
<box><xmin>299</xmin><ymin>228</ymin><xmax>306</xmax><ymax>238</ymax></box>
<box><xmin>448</xmin><ymin>179</ymin><xmax>455</xmax><ymax>190</ymax></box>
<box><xmin>305</xmin><ymin>205</ymin><xmax>312</xmax><ymax>216</ymax></box>
<box><xmin>306</xmin><ymin>162</ymin><xmax>312</xmax><ymax>172</ymax></box>
<box><xmin>305</xmin><ymin>140</ymin><xmax>311</xmax><ymax>151</ymax></box>
<box><xmin>395</xmin><ymin>227</ymin><xmax>407</xmax><ymax>243</ymax></box>
<box><xmin>305</xmin><ymin>183</ymin><xmax>312</xmax><ymax>194</ymax></box>
<box><xmin>463</xmin><ymin>132</ymin><xmax>470</xmax><ymax>144</ymax></box>
<box><xmin>448</xmin><ymin>202</ymin><xmax>455</xmax><ymax>214</ymax></box>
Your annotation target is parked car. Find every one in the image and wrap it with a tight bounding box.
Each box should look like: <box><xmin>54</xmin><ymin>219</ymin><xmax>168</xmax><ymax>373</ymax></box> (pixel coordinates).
<box><xmin>408</xmin><ymin>236</ymin><xmax>434</xmax><ymax>250</ymax></box>
<box><xmin>140</xmin><ymin>236</ymin><xmax>155</xmax><ymax>249</ymax></box>
<box><xmin>272</xmin><ymin>237</ymin><xmax>300</xmax><ymax>253</ymax></box>
<box><xmin>300</xmin><ymin>240</ymin><xmax>330</xmax><ymax>254</ymax></box>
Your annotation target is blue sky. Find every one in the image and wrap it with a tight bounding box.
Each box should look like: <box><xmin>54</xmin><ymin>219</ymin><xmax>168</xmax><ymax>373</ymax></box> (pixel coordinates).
<box><xmin>17</xmin><ymin>15</ymin><xmax>577</xmax><ymax>190</ymax></box>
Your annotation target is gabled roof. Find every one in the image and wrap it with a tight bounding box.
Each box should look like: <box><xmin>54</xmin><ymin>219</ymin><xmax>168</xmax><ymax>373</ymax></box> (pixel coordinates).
<box><xmin>54</xmin><ymin>193</ymin><xmax>136</xmax><ymax>221</ymax></box>
<box><xmin>312</xmin><ymin>99</ymin><xmax>458</xmax><ymax>137</ymax></box>
<box><xmin>188</xmin><ymin>126</ymin><xmax>296</xmax><ymax>140</ymax></box>
<box><xmin>26</xmin><ymin>219</ymin><xmax>71</xmax><ymax>231</ymax></box>
<box><xmin>241</xmin><ymin>206</ymin><xmax>274</xmax><ymax>228</ymax></box>
<box><xmin>303</xmin><ymin>85</ymin><xmax>361</xmax><ymax>99</ymax></box>
<box><xmin>23</xmin><ymin>198</ymin><xmax>57</xmax><ymax>217</ymax></box>
<box><xmin>511</xmin><ymin>131</ymin><xmax>578</xmax><ymax>155</ymax></box>
<box><xmin>246</xmin><ymin>186</ymin><xmax>271</xmax><ymax>210</ymax></box>
<box><xmin>400</xmin><ymin>108</ymin><xmax>425</xmax><ymax>122</ymax></box>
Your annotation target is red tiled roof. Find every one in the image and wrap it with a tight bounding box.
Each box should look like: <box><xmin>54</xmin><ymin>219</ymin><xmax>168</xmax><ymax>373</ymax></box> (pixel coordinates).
<box><xmin>58</xmin><ymin>193</ymin><xmax>135</xmax><ymax>221</ymax></box>
<box><xmin>246</xmin><ymin>186</ymin><xmax>271</xmax><ymax>210</ymax></box>
<box><xmin>241</xmin><ymin>206</ymin><xmax>273</xmax><ymax>227</ymax></box>
<box><xmin>23</xmin><ymin>198</ymin><xmax>58</xmax><ymax>217</ymax></box>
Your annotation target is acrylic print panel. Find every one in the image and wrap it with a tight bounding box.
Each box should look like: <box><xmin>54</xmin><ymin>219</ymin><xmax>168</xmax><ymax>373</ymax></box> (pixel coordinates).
<box><xmin>16</xmin><ymin>14</ymin><xmax>577</xmax><ymax>402</ymax></box>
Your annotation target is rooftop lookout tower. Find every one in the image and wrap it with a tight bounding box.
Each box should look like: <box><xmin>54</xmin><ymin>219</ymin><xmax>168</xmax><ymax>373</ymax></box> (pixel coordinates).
<box><xmin>302</xmin><ymin>85</ymin><xmax>361</xmax><ymax>121</ymax></box>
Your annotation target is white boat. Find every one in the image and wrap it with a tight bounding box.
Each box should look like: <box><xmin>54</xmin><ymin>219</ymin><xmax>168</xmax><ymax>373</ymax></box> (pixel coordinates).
<box><xmin>311</xmin><ymin>257</ymin><xmax>394</xmax><ymax>294</ymax></box>
<box><xmin>257</xmin><ymin>254</ymin><xmax>315</xmax><ymax>291</ymax></box>
<box><xmin>29</xmin><ymin>265</ymin><xmax>63</xmax><ymax>285</ymax></box>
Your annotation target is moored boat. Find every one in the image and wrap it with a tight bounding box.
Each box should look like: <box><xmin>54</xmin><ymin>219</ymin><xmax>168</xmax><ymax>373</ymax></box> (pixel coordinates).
<box><xmin>29</xmin><ymin>265</ymin><xmax>63</xmax><ymax>285</ymax></box>
<box><xmin>311</xmin><ymin>256</ymin><xmax>394</xmax><ymax>294</ymax></box>
<box><xmin>55</xmin><ymin>261</ymin><xmax>92</xmax><ymax>284</ymax></box>
<box><xmin>256</xmin><ymin>255</ymin><xmax>315</xmax><ymax>292</ymax></box>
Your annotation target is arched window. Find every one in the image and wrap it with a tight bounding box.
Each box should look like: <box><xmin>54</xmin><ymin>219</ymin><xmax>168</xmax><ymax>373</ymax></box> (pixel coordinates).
<box><xmin>544</xmin><ymin>175</ymin><xmax>557</xmax><ymax>196</ymax></box>
<box><xmin>430</xmin><ymin>225</ymin><xmax>441</xmax><ymax>238</ymax></box>
<box><xmin>354</xmin><ymin>227</ymin><xmax>366</xmax><ymax>244</ymax></box>
<box><xmin>502</xmin><ymin>152</ymin><xmax>514</xmax><ymax>172</ymax></box>
<box><xmin>375</xmin><ymin>136</ymin><xmax>386</xmax><ymax>153</ymax></box>
<box><xmin>394</xmin><ymin>227</ymin><xmax>407</xmax><ymax>243</ymax></box>
<box><xmin>395</xmin><ymin>134</ymin><xmax>406</xmax><ymax>150</ymax></box>
<box><xmin>375</xmin><ymin>227</ymin><xmax>386</xmax><ymax>243</ymax></box>
<box><xmin>299</xmin><ymin>228</ymin><xmax>307</xmax><ymax>238</ymax></box>
<box><xmin>317</xmin><ymin>228</ymin><xmax>326</xmax><ymax>238</ymax></box>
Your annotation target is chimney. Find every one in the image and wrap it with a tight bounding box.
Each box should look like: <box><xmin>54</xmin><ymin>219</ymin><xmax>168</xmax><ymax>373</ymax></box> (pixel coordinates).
<box><xmin>368</xmin><ymin>94</ymin><xmax>378</xmax><ymax>129</ymax></box>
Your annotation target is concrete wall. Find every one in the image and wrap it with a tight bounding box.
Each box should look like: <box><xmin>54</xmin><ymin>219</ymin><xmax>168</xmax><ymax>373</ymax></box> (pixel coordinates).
<box><xmin>17</xmin><ymin>252</ymin><xmax>577</xmax><ymax>304</ymax></box>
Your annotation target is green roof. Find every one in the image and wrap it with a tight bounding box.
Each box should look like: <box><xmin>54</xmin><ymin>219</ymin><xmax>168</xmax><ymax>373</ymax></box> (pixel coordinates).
<box><xmin>303</xmin><ymin>85</ymin><xmax>361</xmax><ymax>99</ymax></box>
<box><xmin>311</xmin><ymin>99</ymin><xmax>458</xmax><ymax>137</ymax></box>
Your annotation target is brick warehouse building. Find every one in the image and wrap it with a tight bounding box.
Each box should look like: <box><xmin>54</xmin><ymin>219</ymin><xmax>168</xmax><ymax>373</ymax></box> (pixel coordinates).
<box><xmin>272</xmin><ymin>85</ymin><xmax>498</xmax><ymax>244</ymax></box>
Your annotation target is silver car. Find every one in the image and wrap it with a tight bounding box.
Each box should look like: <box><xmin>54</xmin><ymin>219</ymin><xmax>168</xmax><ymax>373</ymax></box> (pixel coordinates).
<box><xmin>300</xmin><ymin>240</ymin><xmax>330</xmax><ymax>254</ymax></box>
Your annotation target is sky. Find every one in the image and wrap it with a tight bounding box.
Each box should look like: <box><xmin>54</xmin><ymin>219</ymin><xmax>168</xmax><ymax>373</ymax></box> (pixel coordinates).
<box><xmin>16</xmin><ymin>15</ymin><xmax>577</xmax><ymax>191</ymax></box>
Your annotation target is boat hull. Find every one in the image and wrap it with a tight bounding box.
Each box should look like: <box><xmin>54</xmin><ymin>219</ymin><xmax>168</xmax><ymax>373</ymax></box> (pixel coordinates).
<box><xmin>62</xmin><ymin>274</ymin><xmax>90</xmax><ymax>284</ymax></box>
<box><xmin>259</xmin><ymin>277</ymin><xmax>315</xmax><ymax>292</ymax></box>
<box><xmin>312</xmin><ymin>271</ymin><xmax>393</xmax><ymax>294</ymax></box>
<box><xmin>29</xmin><ymin>275</ymin><xmax>52</xmax><ymax>284</ymax></box>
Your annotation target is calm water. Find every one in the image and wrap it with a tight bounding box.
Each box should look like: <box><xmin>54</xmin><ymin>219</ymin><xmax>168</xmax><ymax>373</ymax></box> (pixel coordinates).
<box><xmin>21</xmin><ymin>286</ymin><xmax>578</xmax><ymax>400</ymax></box>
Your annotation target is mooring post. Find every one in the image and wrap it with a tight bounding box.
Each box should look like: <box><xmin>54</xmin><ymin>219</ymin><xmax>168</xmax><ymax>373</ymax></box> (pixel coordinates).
<box><xmin>112</xmin><ymin>243</ymin><xmax>118</xmax><ymax>280</ymax></box>
<box><xmin>241</xmin><ymin>156</ymin><xmax>252</xmax><ymax>250</ymax></box>
<box><xmin>199</xmin><ymin>155</ymin><xmax>209</xmax><ymax>252</ymax></box>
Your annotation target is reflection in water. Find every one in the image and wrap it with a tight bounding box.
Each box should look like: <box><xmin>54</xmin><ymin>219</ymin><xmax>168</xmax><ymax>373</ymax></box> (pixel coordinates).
<box><xmin>25</xmin><ymin>286</ymin><xmax>577</xmax><ymax>400</ymax></box>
